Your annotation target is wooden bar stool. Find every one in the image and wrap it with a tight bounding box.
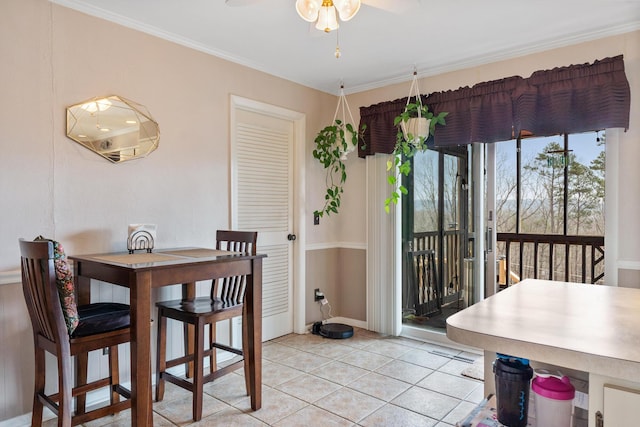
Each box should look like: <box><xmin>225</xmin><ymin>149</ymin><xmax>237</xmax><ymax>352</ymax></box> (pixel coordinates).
<box><xmin>155</xmin><ymin>230</ymin><xmax>257</xmax><ymax>421</ymax></box>
<box><xmin>19</xmin><ymin>238</ymin><xmax>131</xmax><ymax>427</ymax></box>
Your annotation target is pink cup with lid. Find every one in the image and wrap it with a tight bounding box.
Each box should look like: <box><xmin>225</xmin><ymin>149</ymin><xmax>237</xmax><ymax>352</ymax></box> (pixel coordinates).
<box><xmin>532</xmin><ymin>370</ymin><xmax>575</xmax><ymax>427</ymax></box>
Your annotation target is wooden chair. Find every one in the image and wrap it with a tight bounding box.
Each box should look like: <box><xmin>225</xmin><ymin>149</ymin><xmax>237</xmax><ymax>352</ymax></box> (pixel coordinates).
<box><xmin>19</xmin><ymin>238</ymin><xmax>131</xmax><ymax>427</ymax></box>
<box><xmin>155</xmin><ymin>230</ymin><xmax>257</xmax><ymax>421</ymax></box>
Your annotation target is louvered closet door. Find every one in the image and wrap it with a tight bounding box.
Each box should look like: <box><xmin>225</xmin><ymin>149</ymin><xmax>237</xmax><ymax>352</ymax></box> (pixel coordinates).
<box><xmin>233</xmin><ymin>108</ymin><xmax>294</xmax><ymax>341</ymax></box>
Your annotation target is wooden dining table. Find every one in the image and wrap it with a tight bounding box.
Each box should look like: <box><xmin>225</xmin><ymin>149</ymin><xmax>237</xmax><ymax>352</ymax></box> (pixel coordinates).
<box><xmin>70</xmin><ymin>247</ymin><xmax>265</xmax><ymax>426</ymax></box>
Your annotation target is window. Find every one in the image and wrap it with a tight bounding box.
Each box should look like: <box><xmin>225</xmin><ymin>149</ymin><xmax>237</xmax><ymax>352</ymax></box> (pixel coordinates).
<box><xmin>496</xmin><ymin>131</ymin><xmax>605</xmax><ymax>284</ymax></box>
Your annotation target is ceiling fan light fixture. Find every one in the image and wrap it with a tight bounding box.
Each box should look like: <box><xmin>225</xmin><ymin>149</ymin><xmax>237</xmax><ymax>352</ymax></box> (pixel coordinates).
<box><xmin>315</xmin><ymin>4</ymin><xmax>339</xmax><ymax>32</ymax></box>
<box><xmin>295</xmin><ymin>0</ymin><xmax>322</xmax><ymax>22</ymax></box>
<box><xmin>296</xmin><ymin>0</ymin><xmax>361</xmax><ymax>33</ymax></box>
<box><xmin>80</xmin><ymin>98</ymin><xmax>112</xmax><ymax>113</ymax></box>
<box><xmin>333</xmin><ymin>0</ymin><xmax>361</xmax><ymax>21</ymax></box>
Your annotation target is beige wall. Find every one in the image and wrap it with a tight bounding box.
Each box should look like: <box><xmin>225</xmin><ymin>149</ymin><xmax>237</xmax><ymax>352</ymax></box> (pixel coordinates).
<box><xmin>0</xmin><ymin>283</ymin><xmax>32</xmax><ymax>421</ymax></box>
<box><xmin>338</xmin><ymin>248</ymin><xmax>367</xmax><ymax>320</ymax></box>
<box><xmin>305</xmin><ymin>248</ymin><xmax>366</xmax><ymax>325</ymax></box>
<box><xmin>619</xmin><ymin>269</ymin><xmax>640</xmax><ymax>289</ymax></box>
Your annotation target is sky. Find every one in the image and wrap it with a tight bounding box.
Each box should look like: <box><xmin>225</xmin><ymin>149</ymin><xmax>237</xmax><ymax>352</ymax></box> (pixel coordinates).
<box><xmin>498</xmin><ymin>130</ymin><xmax>604</xmax><ymax>170</ymax></box>
<box><xmin>495</xmin><ymin>130</ymin><xmax>605</xmax><ymax>204</ymax></box>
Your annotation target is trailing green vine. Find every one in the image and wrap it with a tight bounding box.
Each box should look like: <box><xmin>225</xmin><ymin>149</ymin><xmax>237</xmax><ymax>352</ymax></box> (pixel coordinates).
<box><xmin>313</xmin><ymin>119</ymin><xmax>365</xmax><ymax>217</ymax></box>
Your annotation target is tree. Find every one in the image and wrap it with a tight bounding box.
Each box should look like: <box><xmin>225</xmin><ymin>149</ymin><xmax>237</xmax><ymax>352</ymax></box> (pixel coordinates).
<box><xmin>413</xmin><ymin>150</ymin><xmax>462</xmax><ymax>233</ymax></box>
<box><xmin>496</xmin><ymin>148</ymin><xmax>517</xmax><ymax>232</ymax></box>
<box><xmin>591</xmin><ymin>150</ymin><xmax>606</xmax><ymax>198</ymax></box>
<box><xmin>568</xmin><ymin>160</ymin><xmax>599</xmax><ymax>234</ymax></box>
<box><xmin>589</xmin><ymin>149</ymin><xmax>606</xmax><ymax>235</ymax></box>
<box><xmin>413</xmin><ymin>150</ymin><xmax>439</xmax><ymax>232</ymax></box>
<box><xmin>522</xmin><ymin>142</ymin><xmax>565</xmax><ymax>234</ymax></box>
<box><xmin>496</xmin><ymin>142</ymin><xmax>543</xmax><ymax>234</ymax></box>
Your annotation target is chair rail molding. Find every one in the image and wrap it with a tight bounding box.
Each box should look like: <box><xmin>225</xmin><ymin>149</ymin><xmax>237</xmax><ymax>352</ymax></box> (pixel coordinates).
<box><xmin>0</xmin><ymin>269</ymin><xmax>20</xmax><ymax>286</ymax></box>
<box><xmin>306</xmin><ymin>242</ymin><xmax>366</xmax><ymax>251</ymax></box>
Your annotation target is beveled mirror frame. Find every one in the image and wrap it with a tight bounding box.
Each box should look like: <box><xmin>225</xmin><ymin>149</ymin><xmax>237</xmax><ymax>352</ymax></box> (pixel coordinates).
<box><xmin>66</xmin><ymin>95</ymin><xmax>160</xmax><ymax>163</ymax></box>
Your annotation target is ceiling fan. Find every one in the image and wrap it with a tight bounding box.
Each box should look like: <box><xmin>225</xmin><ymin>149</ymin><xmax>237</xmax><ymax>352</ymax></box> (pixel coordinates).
<box><xmin>225</xmin><ymin>0</ymin><xmax>419</xmax><ymax>33</ymax></box>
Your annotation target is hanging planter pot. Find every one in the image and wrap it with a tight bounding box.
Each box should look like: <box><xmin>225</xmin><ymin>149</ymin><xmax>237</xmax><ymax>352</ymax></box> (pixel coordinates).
<box><xmin>395</xmin><ymin>72</ymin><xmax>433</xmax><ymax>147</ymax></box>
<box><xmin>338</xmin><ymin>135</ymin><xmax>357</xmax><ymax>160</ymax></box>
<box><xmin>401</xmin><ymin>117</ymin><xmax>431</xmax><ymax>143</ymax></box>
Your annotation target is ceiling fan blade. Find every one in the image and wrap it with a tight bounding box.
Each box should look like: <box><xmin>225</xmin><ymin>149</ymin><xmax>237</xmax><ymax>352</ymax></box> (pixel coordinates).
<box><xmin>224</xmin><ymin>0</ymin><xmax>265</xmax><ymax>6</ymax></box>
<box><xmin>362</xmin><ymin>0</ymin><xmax>419</xmax><ymax>13</ymax></box>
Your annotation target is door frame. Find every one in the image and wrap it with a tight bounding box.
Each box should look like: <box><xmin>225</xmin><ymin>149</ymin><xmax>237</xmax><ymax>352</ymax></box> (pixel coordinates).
<box><xmin>401</xmin><ymin>148</ymin><xmax>471</xmax><ymax>321</ymax></box>
<box><xmin>229</xmin><ymin>95</ymin><xmax>307</xmax><ymax>335</ymax></box>
<box><xmin>394</xmin><ymin>143</ymin><xmax>488</xmax><ymax>349</ymax></box>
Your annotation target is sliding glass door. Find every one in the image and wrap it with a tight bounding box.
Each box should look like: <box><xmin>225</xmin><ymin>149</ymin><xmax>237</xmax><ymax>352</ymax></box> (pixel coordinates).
<box><xmin>402</xmin><ymin>145</ymin><xmax>473</xmax><ymax>331</ymax></box>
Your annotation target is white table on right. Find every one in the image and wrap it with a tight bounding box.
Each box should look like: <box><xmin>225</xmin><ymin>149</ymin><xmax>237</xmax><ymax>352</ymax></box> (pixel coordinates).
<box><xmin>446</xmin><ymin>278</ymin><xmax>640</xmax><ymax>427</ymax></box>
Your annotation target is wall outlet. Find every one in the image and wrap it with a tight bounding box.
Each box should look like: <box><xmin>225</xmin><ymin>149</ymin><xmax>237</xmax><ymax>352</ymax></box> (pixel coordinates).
<box><xmin>314</xmin><ymin>213</ymin><xmax>320</xmax><ymax>225</ymax></box>
<box><xmin>314</xmin><ymin>288</ymin><xmax>324</xmax><ymax>301</ymax></box>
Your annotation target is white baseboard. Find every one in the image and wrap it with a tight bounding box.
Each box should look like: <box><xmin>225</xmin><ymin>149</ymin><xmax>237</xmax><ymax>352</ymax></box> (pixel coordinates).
<box><xmin>305</xmin><ymin>243</ymin><xmax>367</xmax><ymax>251</ymax></box>
<box><xmin>325</xmin><ymin>316</ymin><xmax>368</xmax><ymax>329</ymax></box>
<box><xmin>618</xmin><ymin>260</ymin><xmax>640</xmax><ymax>270</ymax></box>
<box><xmin>0</xmin><ymin>413</ymin><xmax>34</xmax><ymax>427</ymax></box>
<box><xmin>1</xmin><ymin>385</ymin><xmax>126</xmax><ymax>427</ymax></box>
<box><xmin>304</xmin><ymin>316</ymin><xmax>368</xmax><ymax>334</ymax></box>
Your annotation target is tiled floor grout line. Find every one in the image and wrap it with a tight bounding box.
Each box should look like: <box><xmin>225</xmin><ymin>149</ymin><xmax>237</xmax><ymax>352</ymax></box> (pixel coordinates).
<box><xmin>66</xmin><ymin>328</ymin><xmax>485</xmax><ymax>427</ymax></box>
<box><xmin>202</xmin><ymin>329</ymin><xmax>484</xmax><ymax>427</ymax></box>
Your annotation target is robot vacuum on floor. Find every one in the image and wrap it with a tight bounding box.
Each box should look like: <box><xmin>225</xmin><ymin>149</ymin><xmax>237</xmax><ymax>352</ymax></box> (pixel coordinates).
<box><xmin>312</xmin><ymin>322</ymin><xmax>354</xmax><ymax>339</ymax></box>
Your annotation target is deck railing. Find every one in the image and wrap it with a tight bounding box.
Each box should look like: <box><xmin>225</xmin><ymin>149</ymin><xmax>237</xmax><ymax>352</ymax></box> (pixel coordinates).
<box><xmin>413</xmin><ymin>230</ymin><xmax>467</xmax><ymax>305</ymax></box>
<box><xmin>412</xmin><ymin>231</ymin><xmax>604</xmax><ymax>289</ymax></box>
<box><xmin>497</xmin><ymin>233</ymin><xmax>604</xmax><ymax>285</ymax></box>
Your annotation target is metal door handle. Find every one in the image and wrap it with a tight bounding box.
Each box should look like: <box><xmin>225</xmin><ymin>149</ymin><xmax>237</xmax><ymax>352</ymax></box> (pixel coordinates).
<box><xmin>287</xmin><ymin>234</ymin><xmax>297</xmax><ymax>241</ymax></box>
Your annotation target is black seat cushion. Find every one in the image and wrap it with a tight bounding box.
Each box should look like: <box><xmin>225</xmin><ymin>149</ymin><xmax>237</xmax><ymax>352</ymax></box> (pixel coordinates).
<box><xmin>157</xmin><ymin>296</ymin><xmax>241</xmax><ymax>315</ymax></box>
<box><xmin>71</xmin><ymin>303</ymin><xmax>130</xmax><ymax>338</ymax></box>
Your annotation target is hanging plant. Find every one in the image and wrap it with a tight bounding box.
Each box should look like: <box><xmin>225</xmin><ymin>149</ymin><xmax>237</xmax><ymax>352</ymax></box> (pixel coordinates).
<box><xmin>395</xmin><ymin>102</ymin><xmax>445</xmax><ymax>140</ymax></box>
<box><xmin>313</xmin><ymin>85</ymin><xmax>365</xmax><ymax>218</ymax></box>
<box><xmin>313</xmin><ymin>119</ymin><xmax>365</xmax><ymax>217</ymax></box>
<box><xmin>385</xmin><ymin>73</ymin><xmax>448</xmax><ymax>213</ymax></box>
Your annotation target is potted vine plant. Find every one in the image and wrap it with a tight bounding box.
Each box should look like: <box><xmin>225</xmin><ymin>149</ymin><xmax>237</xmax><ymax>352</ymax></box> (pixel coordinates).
<box><xmin>397</xmin><ymin>101</ymin><xmax>439</xmax><ymax>142</ymax></box>
<box><xmin>313</xmin><ymin>119</ymin><xmax>365</xmax><ymax>217</ymax></box>
<box><xmin>385</xmin><ymin>102</ymin><xmax>448</xmax><ymax>212</ymax></box>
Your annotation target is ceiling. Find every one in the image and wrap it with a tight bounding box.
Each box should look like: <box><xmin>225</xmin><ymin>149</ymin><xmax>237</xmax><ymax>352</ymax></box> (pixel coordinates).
<box><xmin>52</xmin><ymin>0</ymin><xmax>640</xmax><ymax>95</ymax></box>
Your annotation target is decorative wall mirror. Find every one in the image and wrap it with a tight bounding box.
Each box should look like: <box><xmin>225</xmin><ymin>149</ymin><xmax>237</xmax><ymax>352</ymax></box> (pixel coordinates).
<box><xmin>66</xmin><ymin>95</ymin><xmax>160</xmax><ymax>163</ymax></box>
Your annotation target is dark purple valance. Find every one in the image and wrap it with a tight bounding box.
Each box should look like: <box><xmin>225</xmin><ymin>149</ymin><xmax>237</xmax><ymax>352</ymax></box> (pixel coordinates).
<box><xmin>426</xmin><ymin>76</ymin><xmax>522</xmax><ymax>147</ymax></box>
<box><xmin>358</xmin><ymin>98</ymin><xmax>405</xmax><ymax>156</ymax></box>
<box><xmin>517</xmin><ymin>55</ymin><xmax>631</xmax><ymax>137</ymax></box>
<box><xmin>358</xmin><ymin>55</ymin><xmax>630</xmax><ymax>155</ymax></box>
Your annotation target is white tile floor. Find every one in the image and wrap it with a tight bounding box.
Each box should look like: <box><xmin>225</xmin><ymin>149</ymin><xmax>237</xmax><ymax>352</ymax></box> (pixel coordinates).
<box><xmin>51</xmin><ymin>328</ymin><xmax>485</xmax><ymax>427</ymax></box>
